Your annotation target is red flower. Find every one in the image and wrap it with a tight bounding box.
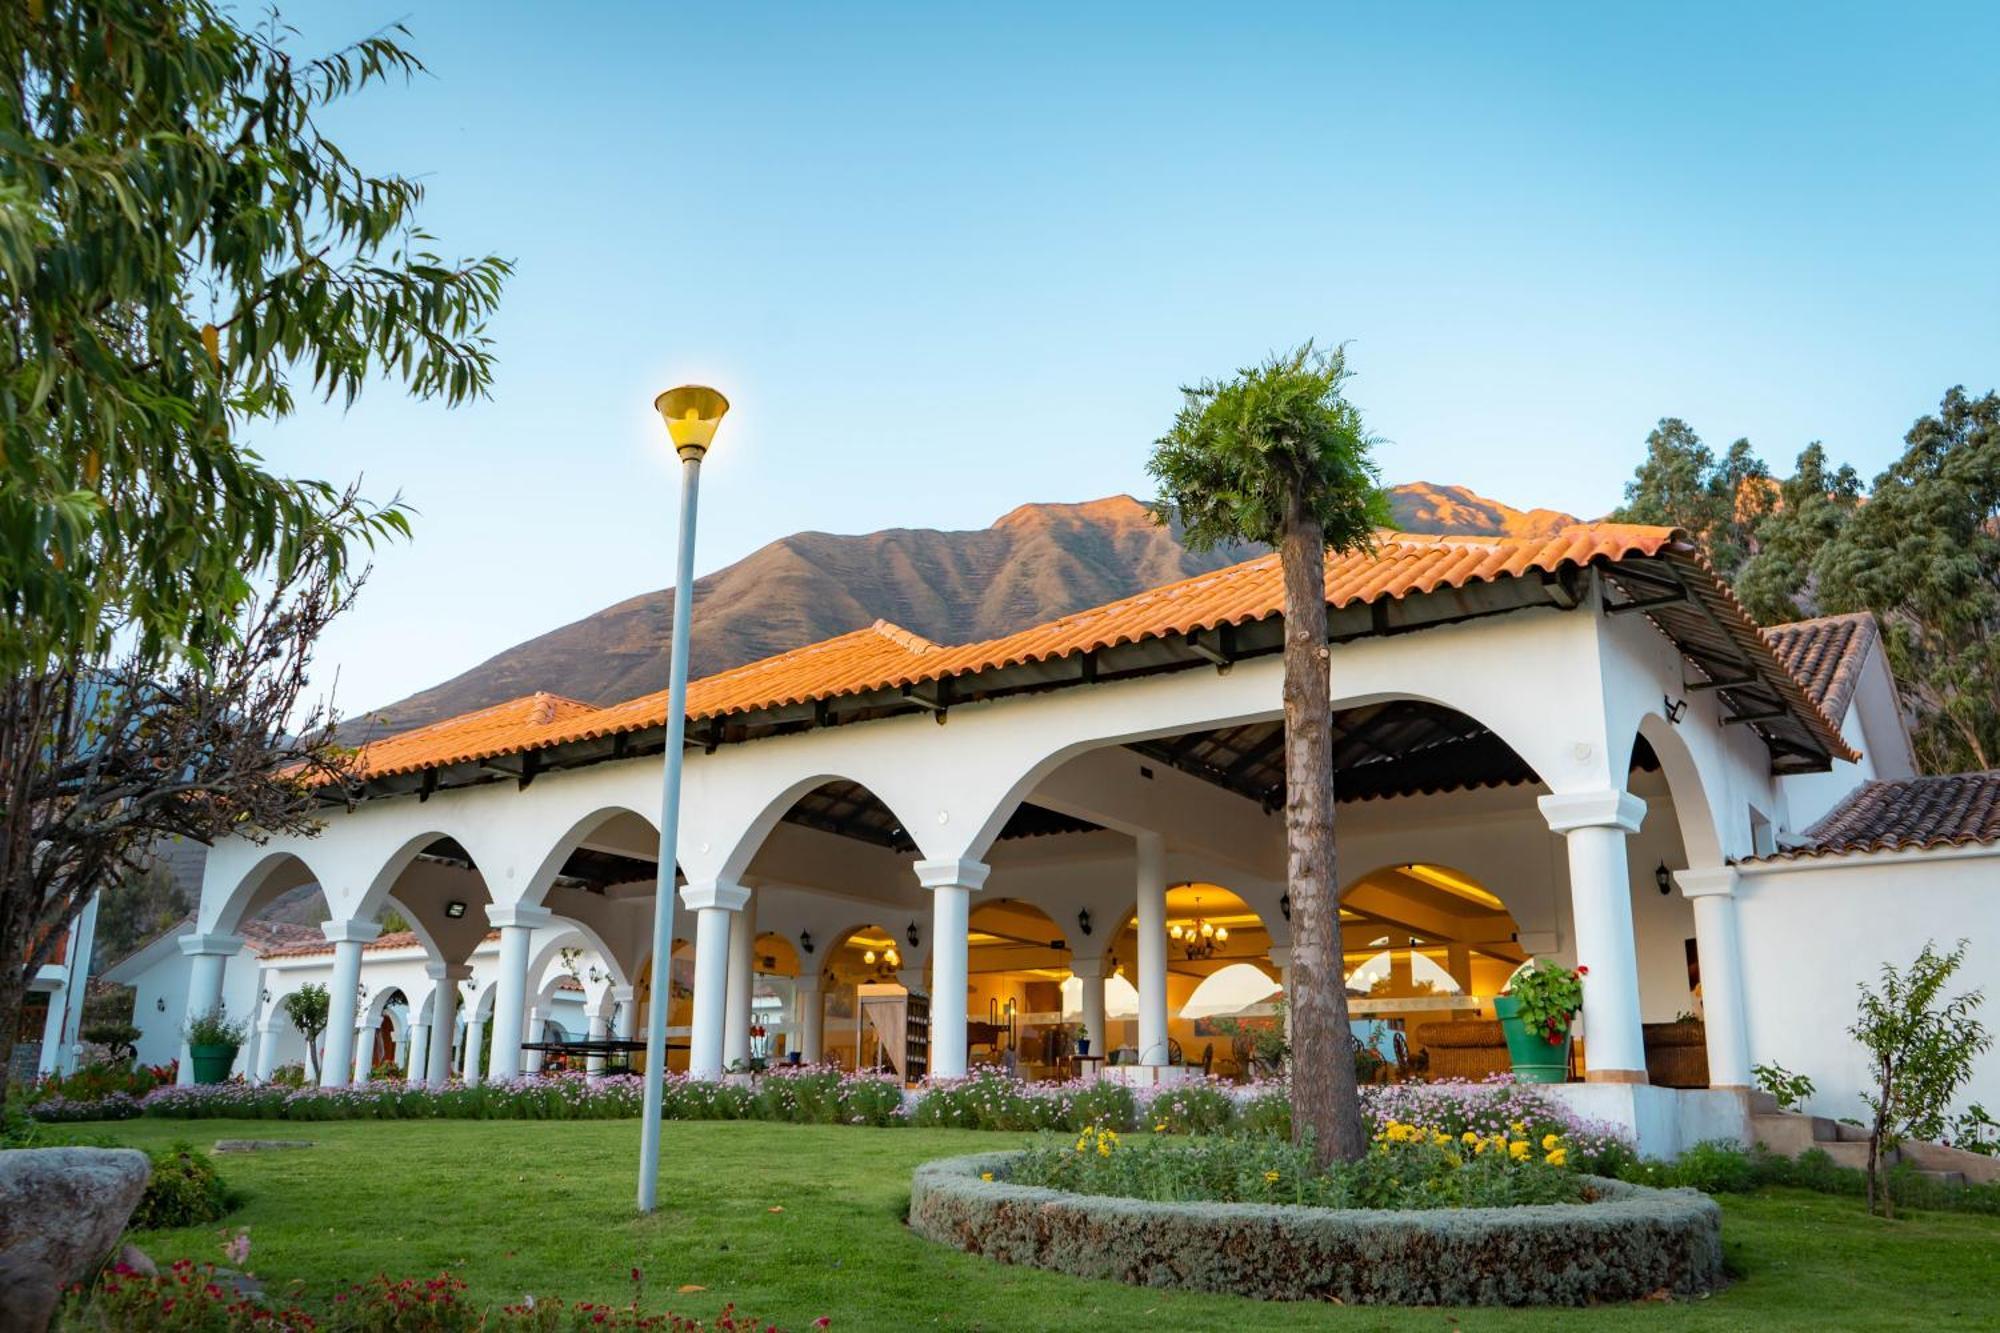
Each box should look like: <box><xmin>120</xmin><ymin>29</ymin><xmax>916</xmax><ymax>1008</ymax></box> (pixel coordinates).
<box><xmin>1547</xmin><ymin>1034</ymin><xmax>1562</xmax><ymax>1045</ymax></box>
<box><xmin>1575</xmin><ymin>965</ymin><xmax>1589</xmax><ymax>975</ymax></box>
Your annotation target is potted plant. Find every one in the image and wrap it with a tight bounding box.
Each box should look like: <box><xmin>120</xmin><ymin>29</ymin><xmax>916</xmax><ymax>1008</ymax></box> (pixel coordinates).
<box><xmin>1494</xmin><ymin>960</ymin><xmax>1585</xmax><ymax>1084</ymax></box>
<box><xmin>184</xmin><ymin>1007</ymin><xmax>248</xmax><ymax>1085</ymax></box>
<box><xmin>1073</xmin><ymin>1022</ymin><xmax>1091</xmax><ymax>1058</ymax></box>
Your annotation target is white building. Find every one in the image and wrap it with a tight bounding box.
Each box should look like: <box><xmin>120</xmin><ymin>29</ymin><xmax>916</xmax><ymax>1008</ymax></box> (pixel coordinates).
<box><xmin>104</xmin><ymin>920</ymin><xmax>602</xmax><ymax>1083</ymax></box>
<box><xmin>168</xmin><ymin>524</ymin><xmax>1998</xmax><ymax>1154</ymax></box>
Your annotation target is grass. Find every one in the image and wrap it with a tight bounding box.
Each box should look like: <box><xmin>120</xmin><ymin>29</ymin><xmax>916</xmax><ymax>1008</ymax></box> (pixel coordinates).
<box><xmin>51</xmin><ymin>1117</ymin><xmax>2000</xmax><ymax>1330</ymax></box>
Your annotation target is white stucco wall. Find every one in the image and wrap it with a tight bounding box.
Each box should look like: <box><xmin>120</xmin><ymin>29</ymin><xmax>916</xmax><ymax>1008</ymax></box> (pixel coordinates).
<box><xmin>1736</xmin><ymin>847</ymin><xmax>2000</xmax><ymax>1120</ymax></box>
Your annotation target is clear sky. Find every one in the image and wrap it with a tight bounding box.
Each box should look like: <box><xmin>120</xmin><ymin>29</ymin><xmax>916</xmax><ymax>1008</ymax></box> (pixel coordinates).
<box><xmin>260</xmin><ymin>2</ymin><xmax>2000</xmax><ymax>714</ymax></box>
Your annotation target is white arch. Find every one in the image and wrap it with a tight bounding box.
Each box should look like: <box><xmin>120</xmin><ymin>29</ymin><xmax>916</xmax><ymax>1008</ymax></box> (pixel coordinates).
<box><xmin>698</xmin><ymin>771</ymin><xmax>929</xmax><ymax>889</ymax></box>
<box><xmin>1179</xmin><ymin>962</ymin><xmax>1282</xmax><ymax>1020</ymax></box>
<box><xmin>204</xmin><ymin>849</ymin><xmax>326</xmax><ymax>935</ymax></box>
<box><xmin>518</xmin><ymin>804</ymin><xmax>663</xmax><ymax>910</ymax></box>
<box><xmin>1634</xmin><ymin>712</ymin><xmax>1727</xmax><ymax>867</ymax></box>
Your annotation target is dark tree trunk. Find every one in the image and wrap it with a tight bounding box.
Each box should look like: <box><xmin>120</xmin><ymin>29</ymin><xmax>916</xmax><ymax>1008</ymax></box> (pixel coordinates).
<box><xmin>1280</xmin><ymin>501</ymin><xmax>1366</xmax><ymax>1167</ymax></box>
<box><xmin>0</xmin><ymin>962</ymin><xmax>25</xmax><ymax>1106</ymax></box>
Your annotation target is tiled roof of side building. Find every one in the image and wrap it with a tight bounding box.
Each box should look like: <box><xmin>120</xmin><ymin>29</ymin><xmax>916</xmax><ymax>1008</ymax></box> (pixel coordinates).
<box><xmin>338</xmin><ymin>523</ymin><xmax>1856</xmax><ymax>782</ymax></box>
<box><xmin>1763</xmin><ymin>612</ymin><xmax>1878</xmax><ymax>722</ymax></box>
<box><xmin>1763</xmin><ymin>772</ymin><xmax>2000</xmax><ymax>860</ymax></box>
<box><xmin>258</xmin><ymin>929</ymin><xmax>501</xmax><ymax>960</ymax></box>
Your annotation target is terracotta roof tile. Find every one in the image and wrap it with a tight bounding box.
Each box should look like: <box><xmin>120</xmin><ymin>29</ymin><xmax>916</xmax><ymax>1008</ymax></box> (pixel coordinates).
<box><xmin>257</xmin><ymin>928</ymin><xmax>499</xmax><ymax>960</ymax></box>
<box><xmin>1761</xmin><ymin>772</ymin><xmax>2000</xmax><ymax>860</ymax></box>
<box><xmin>1763</xmin><ymin>613</ymin><xmax>1877</xmax><ymax>721</ymax></box>
<box><xmin>339</xmin><ymin>523</ymin><xmax>1852</xmax><ymax>782</ymax></box>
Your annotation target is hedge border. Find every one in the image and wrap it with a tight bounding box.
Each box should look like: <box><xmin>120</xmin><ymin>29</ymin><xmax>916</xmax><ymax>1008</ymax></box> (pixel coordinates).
<box><xmin>909</xmin><ymin>1151</ymin><xmax>1723</xmax><ymax>1306</ymax></box>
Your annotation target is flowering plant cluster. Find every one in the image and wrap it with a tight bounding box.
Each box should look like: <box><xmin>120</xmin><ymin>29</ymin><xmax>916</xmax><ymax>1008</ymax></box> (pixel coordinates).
<box><xmin>1504</xmin><ymin>959</ymin><xmax>1589</xmax><ymax>1044</ymax></box>
<box><xmin>61</xmin><ymin>1260</ymin><xmax>810</xmax><ymax>1330</ymax></box>
<box><xmin>909</xmin><ymin>1072</ymin><xmax>1138</xmax><ymax>1132</ymax></box>
<box><xmin>28</xmin><ymin>1058</ymin><xmax>175</xmax><ymax>1108</ymax></box>
<box><xmin>1009</xmin><ymin>1118</ymin><xmax>1590</xmax><ymax>1211</ymax></box>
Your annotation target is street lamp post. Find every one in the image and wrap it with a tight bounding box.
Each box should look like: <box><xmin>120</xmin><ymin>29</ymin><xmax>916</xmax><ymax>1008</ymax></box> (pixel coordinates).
<box><xmin>637</xmin><ymin>384</ymin><xmax>729</xmax><ymax>1214</ymax></box>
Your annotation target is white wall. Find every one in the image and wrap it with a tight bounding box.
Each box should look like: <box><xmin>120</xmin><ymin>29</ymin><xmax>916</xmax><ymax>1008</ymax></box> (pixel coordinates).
<box><xmin>1737</xmin><ymin>848</ymin><xmax>2000</xmax><ymax>1120</ymax></box>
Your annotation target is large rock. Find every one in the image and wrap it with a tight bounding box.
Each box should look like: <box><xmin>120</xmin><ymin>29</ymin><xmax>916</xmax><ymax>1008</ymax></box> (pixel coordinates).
<box><xmin>0</xmin><ymin>1147</ymin><xmax>151</xmax><ymax>1331</ymax></box>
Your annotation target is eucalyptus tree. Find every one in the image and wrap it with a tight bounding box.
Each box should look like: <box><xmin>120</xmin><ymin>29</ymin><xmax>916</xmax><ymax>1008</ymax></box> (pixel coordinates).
<box><xmin>1148</xmin><ymin>343</ymin><xmax>1387</xmax><ymax>1166</ymax></box>
<box><xmin>0</xmin><ymin>1</ymin><xmax>509</xmax><ymax>1096</ymax></box>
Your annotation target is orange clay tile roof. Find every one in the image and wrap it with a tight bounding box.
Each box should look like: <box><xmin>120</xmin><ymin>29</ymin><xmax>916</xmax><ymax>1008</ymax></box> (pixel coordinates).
<box><xmin>1757</xmin><ymin>772</ymin><xmax>2000</xmax><ymax>860</ymax></box>
<box><xmin>338</xmin><ymin>524</ymin><xmax>1854</xmax><ymax>783</ymax></box>
<box><xmin>258</xmin><ymin>929</ymin><xmax>500</xmax><ymax>960</ymax></box>
<box><xmin>1763</xmin><ymin>612</ymin><xmax>1877</xmax><ymax>722</ymax></box>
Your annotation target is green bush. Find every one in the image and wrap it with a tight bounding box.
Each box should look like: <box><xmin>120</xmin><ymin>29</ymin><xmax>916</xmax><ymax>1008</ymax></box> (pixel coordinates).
<box><xmin>1617</xmin><ymin>1139</ymin><xmax>1761</xmax><ymax>1194</ymax></box>
<box><xmin>129</xmin><ymin>1142</ymin><xmax>234</xmax><ymax>1230</ymax></box>
<box><xmin>1011</xmin><ymin>1127</ymin><xmax>1587</xmax><ymax>1210</ymax></box>
<box><xmin>912</xmin><ymin>1151</ymin><xmax>1723</xmax><ymax>1305</ymax></box>
<box><xmin>1145</xmin><ymin>1083</ymin><xmax>1235</xmax><ymax>1135</ymax></box>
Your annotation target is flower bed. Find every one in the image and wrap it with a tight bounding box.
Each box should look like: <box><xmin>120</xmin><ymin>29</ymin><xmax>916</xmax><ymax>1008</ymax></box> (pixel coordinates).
<box><xmin>909</xmin><ymin>1150</ymin><xmax>1723</xmax><ymax>1306</ymax></box>
<box><xmin>29</xmin><ymin>1067</ymin><xmax>1632</xmax><ymax>1170</ymax></box>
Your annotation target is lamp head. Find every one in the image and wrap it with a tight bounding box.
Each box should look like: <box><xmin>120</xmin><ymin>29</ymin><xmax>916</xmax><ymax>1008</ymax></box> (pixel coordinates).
<box><xmin>653</xmin><ymin>384</ymin><xmax>730</xmax><ymax>460</ymax></box>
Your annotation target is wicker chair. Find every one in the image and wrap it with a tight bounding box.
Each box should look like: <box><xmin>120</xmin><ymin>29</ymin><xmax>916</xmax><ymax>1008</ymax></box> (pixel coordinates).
<box><xmin>1411</xmin><ymin>1019</ymin><xmax>1511</xmax><ymax>1081</ymax></box>
<box><xmin>1643</xmin><ymin>1020</ymin><xmax>1709</xmax><ymax>1088</ymax></box>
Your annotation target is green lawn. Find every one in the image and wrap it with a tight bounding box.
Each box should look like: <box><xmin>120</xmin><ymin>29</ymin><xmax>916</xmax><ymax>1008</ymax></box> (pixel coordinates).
<box><xmin>54</xmin><ymin>1117</ymin><xmax>2000</xmax><ymax>1330</ymax></box>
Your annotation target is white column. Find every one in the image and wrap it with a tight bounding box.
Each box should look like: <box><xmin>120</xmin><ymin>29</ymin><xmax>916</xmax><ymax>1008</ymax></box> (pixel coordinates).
<box><xmin>1267</xmin><ymin>945</ymin><xmax>1295</xmax><ymax>1042</ymax></box>
<box><xmin>524</xmin><ymin>1006</ymin><xmax>547</xmax><ymax>1073</ymax></box>
<box><xmin>1676</xmin><ymin>867</ymin><xmax>1754</xmax><ymax>1089</ymax></box>
<box><xmin>318</xmin><ymin>920</ymin><xmax>379</xmax><ymax>1088</ymax></box>
<box><xmin>56</xmin><ymin>892</ymin><xmax>101</xmax><ymax>1075</ymax></box>
<box><xmin>795</xmin><ymin>974</ymin><xmax>825</xmax><ymax>1064</ymax></box>
<box><xmin>681</xmin><ymin>880</ymin><xmax>749</xmax><ymax>1079</ymax></box>
<box><xmin>1071</xmin><ymin>957</ymin><xmax>1108</xmax><ymax>1054</ymax></box>
<box><xmin>425</xmin><ymin>963</ymin><xmax>468</xmax><ymax>1086</ymax></box>
<box><xmin>351</xmin><ymin>1011</ymin><xmax>376</xmax><ymax>1082</ymax></box>
<box><xmin>915</xmin><ymin>858</ymin><xmax>988</xmax><ymax>1081</ymax></box>
<box><xmin>610</xmin><ymin>985</ymin><xmax>637</xmax><ymax>1042</ymax></box>
<box><xmin>1539</xmin><ymin>790</ymin><xmax>1649</xmax><ymax>1083</ymax></box>
<box><xmin>461</xmin><ymin>1009</ymin><xmax>486</xmax><ymax>1085</ymax></box>
<box><xmin>176</xmin><ymin>932</ymin><xmax>246</xmax><ymax>1085</ymax></box>
<box><xmin>253</xmin><ymin>1019</ymin><xmax>280</xmax><ymax>1082</ymax></box>
<box><xmin>586</xmin><ymin>1004</ymin><xmax>612</xmax><ymax>1075</ymax></box>
<box><xmin>35</xmin><ymin>978</ymin><xmax>69</xmax><ymax>1078</ymax></box>
<box><xmin>1134</xmin><ymin>833</ymin><xmax>1170</xmax><ymax>1067</ymax></box>
<box><xmin>485</xmin><ymin>903</ymin><xmax>551</xmax><ymax>1081</ymax></box>
<box><xmin>723</xmin><ymin>892</ymin><xmax>757</xmax><ymax>1071</ymax></box>
<box><xmin>406</xmin><ymin>1020</ymin><xmax>429</xmax><ymax>1080</ymax></box>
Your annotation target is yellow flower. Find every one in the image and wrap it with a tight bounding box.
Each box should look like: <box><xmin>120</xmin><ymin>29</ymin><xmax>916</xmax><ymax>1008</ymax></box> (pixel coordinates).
<box><xmin>1509</xmin><ymin>1121</ymin><xmax>1527</xmax><ymax>1135</ymax></box>
<box><xmin>1473</xmin><ymin>1138</ymin><xmax>1488</xmax><ymax>1154</ymax></box>
<box><xmin>1263</xmin><ymin>1170</ymin><xmax>1280</xmax><ymax>1184</ymax></box>
<box><xmin>1154</xmin><ymin>1122</ymin><xmax>1168</xmax><ymax>1133</ymax></box>
<box><xmin>1546</xmin><ymin>1147</ymin><xmax>1568</xmax><ymax>1168</ymax></box>
<box><xmin>1509</xmin><ymin>1141</ymin><xmax>1530</xmax><ymax>1161</ymax></box>
<box><xmin>1432</xmin><ymin>1132</ymin><xmax>1453</xmax><ymax>1148</ymax></box>
<box><xmin>980</xmin><ymin>1171</ymin><xmax>994</xmax><ymax>1181</ymax></box>
<box><xmin>1542</xmin><ymin>1133</ymin><xmax>1561</xmax><ymax>1152</ymax></box>
<box><xmin>1461</xmin><ymin>1131</ymin><xmax>1480</xmax><ymax>1145</ymax></box>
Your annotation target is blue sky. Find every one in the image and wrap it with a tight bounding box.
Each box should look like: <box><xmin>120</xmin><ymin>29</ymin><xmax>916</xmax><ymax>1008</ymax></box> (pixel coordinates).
<box><xmin>262</xmin><ymin>2</ymin><xmax>2000</xmax><ymax>712</ymax></box>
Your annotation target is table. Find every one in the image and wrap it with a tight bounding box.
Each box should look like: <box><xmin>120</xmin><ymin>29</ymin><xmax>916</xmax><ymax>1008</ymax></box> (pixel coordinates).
<box><xmin>518</xmin><ymin>1038</ymin><xmax>682</xmax><ymax>1075</ymax></box>
<box><xmin>1065</xmin><ymin>1053</ymin><xmax>1106</xmax><ymax>1081</ymax></box>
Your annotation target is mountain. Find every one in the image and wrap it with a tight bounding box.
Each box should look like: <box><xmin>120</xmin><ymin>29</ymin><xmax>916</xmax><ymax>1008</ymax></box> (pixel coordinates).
<box><xmin>342</xmin><ymin>484</ymin><xmax>1578</xmax><ymax>741</ymax></box>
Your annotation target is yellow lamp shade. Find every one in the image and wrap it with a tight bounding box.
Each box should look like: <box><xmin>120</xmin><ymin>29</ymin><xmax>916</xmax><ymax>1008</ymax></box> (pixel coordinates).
<box><xmin>653</xmin><ymin>384</ymin><xmax>730</xmax><ymax>458</ymax></box>
<box><xmin>862</xmin><ymin>949</ymin><xmax>877</xmax><ymax>965</ymax></box>
<box><xmin>1215</xmin><ymin>926</ymin><xmax>1229</xmax><ymax>943</ymax></box>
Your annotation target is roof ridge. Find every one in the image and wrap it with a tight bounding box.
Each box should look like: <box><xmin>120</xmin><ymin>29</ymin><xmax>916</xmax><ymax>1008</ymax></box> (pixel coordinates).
<box><xmin>868</xmin><ymin>619</ymin><xmax>941</xmax><ymax>654</ymax></box>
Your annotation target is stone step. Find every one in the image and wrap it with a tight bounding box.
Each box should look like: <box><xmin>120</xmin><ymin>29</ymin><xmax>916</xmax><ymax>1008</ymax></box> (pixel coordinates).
<box><xmin>1748</xmin><ymin>1090</ymin><xmax>1780</xmax><ymax>1115</ymax></box>
<box><xmin>1813</xmin><ymin>1138</ymin><xmax>1881</xmax><ymax>1171</ymax></box>
<box><xmin>1750</xmin><ymin>1112</ymin><xmax>1819</xmax><ymax>1157</ymax></box>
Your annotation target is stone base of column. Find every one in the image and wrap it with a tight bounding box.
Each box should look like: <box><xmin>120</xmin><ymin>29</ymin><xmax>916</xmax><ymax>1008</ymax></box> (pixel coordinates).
<box><xmin>1585</xmin><ymin>1068</ymin><xmax>1651</xmax><ymax>1085</ymax></box>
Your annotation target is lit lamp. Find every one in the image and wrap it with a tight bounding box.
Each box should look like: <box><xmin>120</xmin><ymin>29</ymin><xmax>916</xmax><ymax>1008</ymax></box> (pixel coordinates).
<box><xmin>637</xmin><ymin>383</ymin><xmax>730</xmax><ymax>1216</ymax></box>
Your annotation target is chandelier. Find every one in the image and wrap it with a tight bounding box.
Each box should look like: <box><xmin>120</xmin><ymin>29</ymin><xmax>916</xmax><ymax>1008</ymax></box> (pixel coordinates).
<box><xmin>860</xmin><ymin>944</ymin><xmax>902</xmax><ymax>978</ymax></box>
<box><xmin>1168</xmin><ymin>898</ymin><xmax>1229</xmax><ymax>961</ymax></box>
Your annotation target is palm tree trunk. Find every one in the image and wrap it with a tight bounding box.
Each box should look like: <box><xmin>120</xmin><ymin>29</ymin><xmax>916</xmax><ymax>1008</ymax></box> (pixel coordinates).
<box><xmin>1280</xmin><ymin>500</ymin><xmax>1366</xmax><ymax>1167</ymax></box>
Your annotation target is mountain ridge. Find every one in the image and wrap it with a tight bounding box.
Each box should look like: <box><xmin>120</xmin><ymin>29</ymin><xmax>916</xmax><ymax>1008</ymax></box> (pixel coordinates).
<box><xmin>342</xmin><ymin>483</ymin><xmax>1578</xmax><ymax>740</ymax></box>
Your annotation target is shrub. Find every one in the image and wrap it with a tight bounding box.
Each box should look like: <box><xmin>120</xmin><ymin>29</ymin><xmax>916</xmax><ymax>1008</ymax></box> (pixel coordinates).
<box><xmin>1011</xmin><ymin>1123</ymin><xmax>1588</xmax><ymax>1210</ymax></box>
<box><xmin>913</xmin><ymin>1151</ymin><xmax>1723</xmax><ymax>1305</ymax></box>
<box><xmin>1618</xmin><ymin>1139</ymin><xmax>1760</xmax><ymax>1194</ymax></box>
<box><xmin>266</xmin><ymin>1062</ymin><xmax>308</xmax><ymax>1089</ymax></box>
<box><xmin>184</xmin><ymin>1007</ymin><xmax>247</xmax><ymax>1049</ymax></box>
<box><xmin>1753</xmin><ymin>1061</ymin><xmax>1816</xmax><ymax>1113</ymax></box>
<box><xmin>61</xmin><ymin>1263</ymin><xmax>803</xmax><ymax>1330</ymax></box>
<box><xmin>1145</xmin><ymin>1082</ymin><xmax>1236</xmax><ymax>1135</ymax></box>
<box><xmin>30</xmin><ymin>1059</ymin><xmax>167</xmax><ymax>1105</ymax></box>
<box><xmin>129</xmin><ymin>1142</ymin><xmax>234</xmax><ymax>1230</ymax></box>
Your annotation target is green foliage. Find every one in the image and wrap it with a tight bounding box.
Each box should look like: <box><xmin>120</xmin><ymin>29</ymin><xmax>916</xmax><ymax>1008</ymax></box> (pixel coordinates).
<box><xmin>279</xmin><ymin>984</ymin><xmax>330</xmax><ymax>1080</ymax></box>
<box><xmin>910</xmin><ymin>1071</ymin><xmax>1138</xmax><ymax>1132</ymax></box>
<box><xmin>915</xmin><ymin>1151</ymin><xmax>1723</xmax><ymax>1305</ymax></box>
<box><xmin>1816</xmin><ymin>388</ymin><xmax>2000</xmax><ymax>772</ymax></box>
<box><xmin>0</xmin><ymin>0</ymin><xmax>508</xmax><ymax>675</ymax></box>
<box><xmin>1851</xmin><ymin>939</ymin><xmax>1992</xmax><ymax>1216</ymax></box>
<box><xmin>1623</xmin><ymin>388</ymin><xmax>2000</xmax><ymax>773</ymax></box>
<box><xmin>80</xmin><ymin>1021</ymin><xmax>141</xmax><ymax>1062</ymax></box>
<box><xmin>1754</xmin><ymin>1061</ymin><xmax>1817</xmax><ymax>1113</ymax></box>
<box><xmin>1148</xmin><ymin>342</ymin><xmax>1388</xmax><ymax>553</ymax></box>
<box><xmin>1949</xmin><ymin>1102</ymin><xmax>1998</xmax><ymax>1156</ymax></box>
<box><xmin>1144</xmin><ymin>1083</ymin><xmax>1236</xmax><ymax>1135</ymax></box>
<box><xmin>183</xmin><ymin>1006</ymin><xmax>246</xmax><ymax>1048</ymax></box>
<box><xmin>1010</xmin><ymin>1128</ymin><xmax>1587</xmax><ymax>1211</ymax></box>
<box><xmin>1612</xmin><ymin>419</ymin><xmax>1772</xmax><ymax>579</ymax></box>
<box><xmin>91</xmin><ymin>862</ymin><xmax>194</xmax><ymax>970</ymax></box>
<box><xmin>1502</xmin><ymin>959</ymin><xmax>1586</xmax><ymax>1043</ymax></box>
<box><xmin>129</xmin><ymin>1142</ymin><xmax>235</xmax><ymax>1231</ymax></box>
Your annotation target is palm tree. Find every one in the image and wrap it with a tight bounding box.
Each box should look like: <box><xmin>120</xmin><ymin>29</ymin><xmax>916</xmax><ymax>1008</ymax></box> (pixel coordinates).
<box><xmin>1148</xmin><ymin>343</ymin><xmax>1386</xmax><ymax>1166</ymax></box>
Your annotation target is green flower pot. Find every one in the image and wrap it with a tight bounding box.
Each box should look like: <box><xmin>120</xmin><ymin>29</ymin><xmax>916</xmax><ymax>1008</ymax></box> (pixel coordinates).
<box><xmin>189</xmin><ymin>1042</ymin><xmax>238</xmax><ymax>1085</ymax></box>
<box><xmin>1493</xmin><ymin>995</ymin><xmax>1570</xmax><ymax>1084</ymax></box>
